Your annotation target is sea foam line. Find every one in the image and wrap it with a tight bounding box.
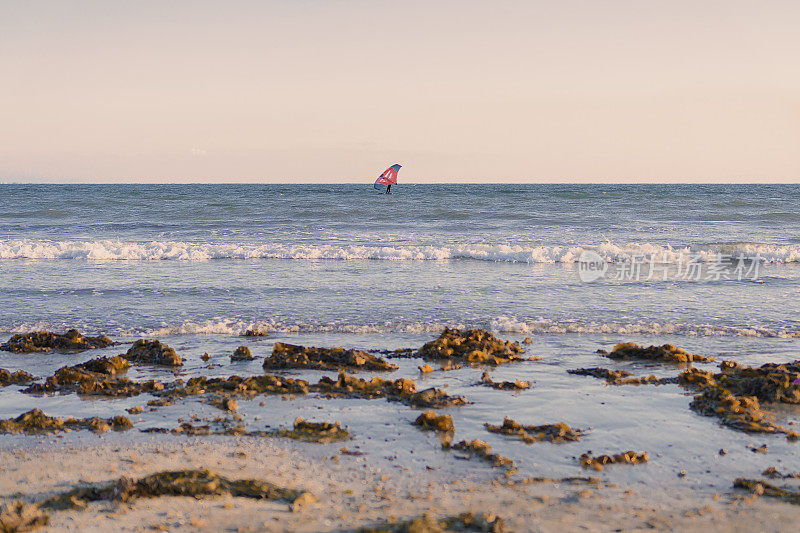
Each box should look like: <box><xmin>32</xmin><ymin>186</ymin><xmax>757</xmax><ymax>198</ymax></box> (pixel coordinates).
<box><xmin>1</xmin><ymin>240</ymin><xmax>800</xmax><ymax>263</ymax></box>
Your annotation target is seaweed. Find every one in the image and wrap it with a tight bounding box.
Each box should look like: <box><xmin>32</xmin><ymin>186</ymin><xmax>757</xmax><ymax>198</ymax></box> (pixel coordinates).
<box><xmin>485</xmin><ymin>417</ymin><xmax>582</xmax><ymax>444</ymax></box>
<box><xmin>263</xmin><ymin>342</ymin><xmax>398</xmax><ymax>372</ymax></box>
<box><xmin>579</xmin><ymin>451</ymin><xmax>648</xmax><ymax>471</ymax></box>
<box><xmin>231</xmin><ymin>346</ymin><xmax>255</xmax><ymax>361</ymax></box>
<box><xmin>446</xmin><ymin>439</ymin><xmax>515</xmax><ymax>469</ymax></box>
<box><xmin>479</xmin><ymin>372</ymin><xmax>531</xmax><ymax>390</ymax></box>
<box><xmin>0</xmin><ymin>330</ymin><xmax>115</xmax><ymax>354</ymax></box>
<box><xmin>146</xmin><ymin>417</ymin><xmax>351</xmax><ymax>443</ymax></box>
<box><xmin>0</xmin><ymin>368</ymin><xmax>35</xmax><ymax>387</ymax></box>
<box><xmin>122</xmin><ymin>340</ymin><xmax>182</xmax><ymax>366</ymax></box>
<box><xmin>0</xmin><ymin>409</ymin><xmax>132</xmax><ymax>435</ymax></box>
<box><xmin>39</xmin><ymin>469</ymin><xmax>315</xmax><ymax>511</ymax></box>
<box><xmin>762</xmin><ymin>467</ymin><xmax>800</xmax><ymax>479</ymax></box>
<box><xmin>0</xmin><ymin>501</ymin><xmax>49</xmax><ymax>532</ymax></box>
<box><xmin>733</xmin><ymin>478</ymin><xmax>800</xmax><ymax>504</ymax></box>
<box><xmin>413</xmin><ymin>411</ymin><xmax>455</xmax><ymax>433</ymax></box>
<box><xmin>417</xmin><ymin>328</ymin><xmax>529</xmax><ymax>366</ymax></box>
<box><xmin>601</xmin><ymin>343</ymin><xmax>713</xmax><ymax>364</ymax></box>
<box><xmin>568</xmin><ymin>367</ymin><xmax>672</xmax><ymax>385</ymax></box>
<box><xmin>358</xmin><ymin>512</ymin><xmax>504</xmax><ymax>533</ymax></box>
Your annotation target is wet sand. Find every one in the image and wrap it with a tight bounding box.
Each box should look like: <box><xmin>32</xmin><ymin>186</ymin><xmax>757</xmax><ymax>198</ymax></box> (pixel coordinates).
<box><xmin>2</xmin><ymin>436</ymin><xmax>799</xmax><ymax>532</ymax></box>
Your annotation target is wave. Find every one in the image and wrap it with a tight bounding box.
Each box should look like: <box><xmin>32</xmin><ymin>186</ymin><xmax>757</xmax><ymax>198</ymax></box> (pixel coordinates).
<box><xmin>2</xmin><ymin>239</ymin><xmax>800</xmax><ymax>263</ymax></box>
<box><xmin>5</xmin><ymin>317</ymin><xmax>798</xmax><ymax>339</ymax></box>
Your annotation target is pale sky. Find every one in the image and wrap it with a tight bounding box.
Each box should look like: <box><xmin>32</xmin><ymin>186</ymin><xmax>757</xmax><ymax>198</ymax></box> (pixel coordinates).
<box><xmin>1</xmin><ymin>0</ymin><xmax>798</xmax><ymax>183</ymax></box>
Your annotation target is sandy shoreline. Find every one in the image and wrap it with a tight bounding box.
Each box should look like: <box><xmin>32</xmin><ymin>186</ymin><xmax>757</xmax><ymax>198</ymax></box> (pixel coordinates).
<box><xmin>1</xmin><ymin>435</ymin><xmax>798</xmax><ymax>532</ymax></box>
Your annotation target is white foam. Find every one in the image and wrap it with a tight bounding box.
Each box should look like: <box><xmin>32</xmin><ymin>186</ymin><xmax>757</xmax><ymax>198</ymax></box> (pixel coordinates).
<box><xmin>1</xmin><ymin>239</ymin><xmax>800</xmax><ymax>263</ymax></box>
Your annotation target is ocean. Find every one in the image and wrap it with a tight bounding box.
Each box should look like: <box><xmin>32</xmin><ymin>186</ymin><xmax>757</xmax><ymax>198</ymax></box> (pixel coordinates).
<box><xmin>1</xmin><ymin>183</ymin><xmax>799</xmax><ymax>492</ymax></box>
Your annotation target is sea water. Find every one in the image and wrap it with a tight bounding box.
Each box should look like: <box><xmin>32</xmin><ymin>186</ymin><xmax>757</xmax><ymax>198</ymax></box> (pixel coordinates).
<box><xmin>1</xmin><ymin>183</ymin><xmax>799</xmax><ymax>491</ymax></box>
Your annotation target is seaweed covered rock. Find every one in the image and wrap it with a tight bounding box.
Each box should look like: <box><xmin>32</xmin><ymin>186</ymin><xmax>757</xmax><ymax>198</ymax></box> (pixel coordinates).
<box><xmin>479</xmin><ymin>372</ymin><xmax>531</xmax><ymax>390</ymax></box>
<box><xmin>0</xmin><ymin>501</ymin><xmax>49</xmax><ymax>531</ymax></box>
<box><xmin>579</xmin><ymin>451</ymin><xmax>648</xmax><ymax>471</ymax></box>
<box><xmin>0</xmin><ymin>368</ymin><xmax>35</xmax><ymax>386</ymax></box>
<box><xmin>123</xmin><ymin>339</ymin><xmax>182</xmax><ymax>366</ymax></box>
<box><xmin>602</xmin><ymin>343</ymin><xmax>713</xmax><ymax>364</ymax></box>
<box><xmin>0</xmin><ymin>329</ymin><xmax>115</xmax><ymax>353</ymax></box>
<box><xmin>241</xmin><ymin>329</ymin><xmax>268</xmax><ymax>337</ymax></box>
<box><xmin>417</xmin><ymin>328</ymin><xmax>527</xmax><ymax>366</ymax></box>
<box><xmin>0</xmin><ymin>409</ymin><xmax>133</xmax><ymax>435</ymax></box>
<box><xmin>679</xmin><ymin>359</ymin><xmax>800</xmax><ymax>434</ymax></box>
<box><xmin>485</xmin><ymin>417</ymin><xmax>582</xmax><ymax>444</ymax></box>
<box><xmin>689</xmin><ymin>385</ymin><xmax>785</xmax><ymax>434</ymax></box>
<box><xmin>22</xmin><ymin>356</ymin><xmax>161</xmax><ymax>397</ymax></box>
<box><xmin>40</xmin><ymin>469</ymin><xmax>314</xmax><ymax>510</ymax></box>
<box><xmin>231</xmin><ymin>346</ymin><xmax>255</xmax><ymax>361</ymax></box>
<box><xmin>568</xmin><ymin>367</ymin><xmax>671</xmax><ymax>385</ymax></box>
<box><xmin>448</xmin><ymin>439</ymin><xmax>515</xmax><ymax>469</ymax></box>
<box><xmin>359</xmin><ymin>512</ymin><xmax>505</xmax><ymax>533</ymax></box>
<box><xmin>267</xmin><ymin>417</ymin><xmax>351</xmax><ymax>443</ymax></box>
<box><xmin>413</xmin><ymin>411</ymin><xmax>455</xmax><ymax>433</ymax></box>
<box><xmin>264</xmin><ymin>342</ymin><xmax>398</xmax><ymax>371</ymax></box>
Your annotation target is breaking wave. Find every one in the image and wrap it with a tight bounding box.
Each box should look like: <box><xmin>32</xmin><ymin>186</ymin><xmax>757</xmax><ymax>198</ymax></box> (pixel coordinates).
<box><xmin>6</xmin><ymin>317</ymin><xmax>798</xmax><ymax>339</ymax></box>
<box><xmin>2</xmin><ymin>240</ymin><xmax>800</xmax><ymax>263</ymax></box>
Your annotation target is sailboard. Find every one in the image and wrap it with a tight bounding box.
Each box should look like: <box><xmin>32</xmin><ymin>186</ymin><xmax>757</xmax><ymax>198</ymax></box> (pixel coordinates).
<box><xmin>374</xmin><ymin>164</ymin><xmax>401</xmax><ymax>193</ymax></box>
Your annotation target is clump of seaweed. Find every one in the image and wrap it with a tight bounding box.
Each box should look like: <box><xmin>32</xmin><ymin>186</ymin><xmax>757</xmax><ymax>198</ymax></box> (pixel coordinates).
<box><xmin>417</xmin><ymin>328</ymin><xmax>528</xmax><ymax>366</ymax></box>
<box><xmin>479</xmin><ymin>372</ymin><xmax>531</xmax><ymax>390</ymax></box>
<box><xmin>123</xmin><ymin>339</ymin><xmax>182</xmax><ymax>366</ymax></box>
<box><xmin>0</xmin><ymin>409</ymin><xmax>133</xmax><ymax>435</ymax></box>
<box><xmin>733</xmin><ymin>478</ymin><xmax>800</xmax><ymax>504</ymax></box>
<box><xmin>579</xmin><ymin>451</ymin><xmax>648</xmax><ymax>471</ymax></box>
<box><xmin>358</xmin><ymin>512</ymin><xmax>505</xmax><ymax>533</ymax></box>
<box><xmin>567</xmin><ymin>367</ymin><xmax>672</xmax><ymax>385</ymax></box>
<box><xmin>0</xmin><ymin>329</ymin><xmax>115</xmax><ymax>353</ymax></box>
<box><xmin>762</xmin><ymin>467</ymin><xmax>800</xmax><ymax>479</ymax></box>
<box><xmin>446</xmin><ymin>439</ymin><xmax>515</xmax><ymax>469</ymax></box>
<box><xmin>0</xmin><ymin>501</ymin><xmax>50</xmax><ymax>531</ymax></box>
<box><xmin>601</xmin><ymin>343</ymin><xmax>713</xmax><ymax>364</ymax></box>
<box><xmin>231</xmin><ymin>346</ymin><xmax>255</xmax><ymax>361</ymax></box>
<box><xmin>485</xmin><ymin>417</ymin><xmax>582</xmax><ymax>444</ymax></box>
<box><xmin>39</xmin><ymin>469</ymin><xmax>315</xmax><ymax>511</ymax></box>
<box><xmin>0</xmin><ymin>368</ymin><xmax>35</xmax><ymax>386</ymax></box>
<box><xmin>413</xmin><ymin>411</ymin><xmax>455</xmax><ymax>433</ymax></box>
<box><xmin>263</xmin><ymin>342</ymin><xmax>398</xmax><ymax>372</ymax></box>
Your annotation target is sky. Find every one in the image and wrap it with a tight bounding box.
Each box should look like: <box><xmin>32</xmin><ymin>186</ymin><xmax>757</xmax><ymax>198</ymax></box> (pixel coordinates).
<box><xmin>0</xmin><ymin>0</ymin><xmax>798</xmax><ymax>183</ymax></box>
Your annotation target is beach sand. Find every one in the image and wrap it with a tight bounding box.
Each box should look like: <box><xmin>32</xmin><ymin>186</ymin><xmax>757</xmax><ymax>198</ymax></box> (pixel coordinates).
<box><xmin>2</xmin><ymin>436</ymin><xmax>798</xmax><ymax>532</ymax></box>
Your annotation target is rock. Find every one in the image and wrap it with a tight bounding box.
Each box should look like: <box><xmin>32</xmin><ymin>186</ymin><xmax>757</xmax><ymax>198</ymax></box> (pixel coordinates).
<box><xmin>264</xmin><ymin>342</ymin><xmax>397</xmax><ymax>371</ymax></box>
<box><xmin>241</xmin><ymin>330</ymin><xmax>268</xmax><ymax>337</ymax></box>
<box><xmin>123</xmin><ymin>340</ymin><xmax>182</xmax><ymax>366</ymax></box>
<box><xmin>22</xmin><ymin>356</ymin><xmax>160</xmax><ymax>397</ymax></box>
<box><xmin>0</xmin><ymin>329</ymin><xmax>115</xmax><ymax>353</ymax></box>
<box><xmin>231</xmin><ymin>346</ymin><xmax>254</xmax><ymax>361</ymax></box>
<box><xmin>449</xmin><ymin>439</ymin><xmax>515</xmax><ymax>469</ymax></box>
